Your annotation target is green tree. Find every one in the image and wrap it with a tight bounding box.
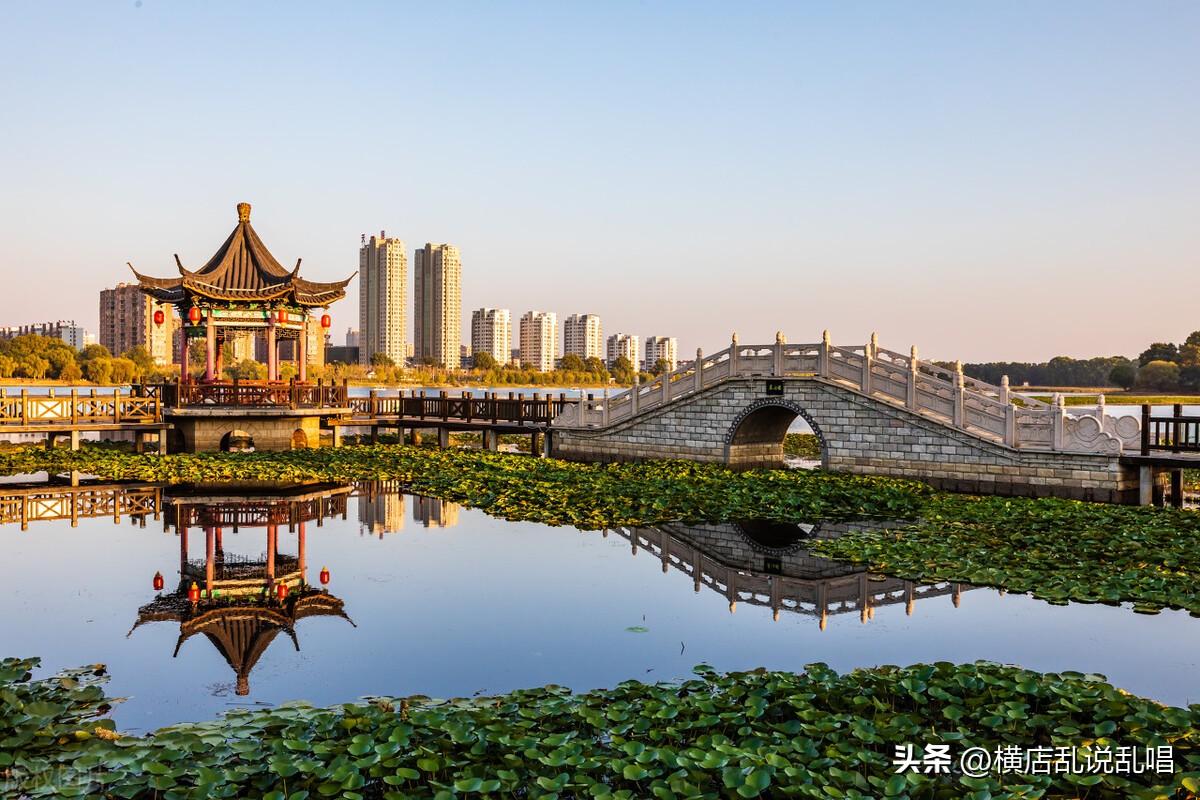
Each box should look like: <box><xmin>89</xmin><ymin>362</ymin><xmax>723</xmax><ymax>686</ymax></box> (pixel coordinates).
<box><xmin>474</xmin><ymin>351</ymin><xmax>498</xmax><ymax>371</ymax></box>
<box><xmin>611</xmin><ymin>356</ymin><xmax>636</xmax><ymax>385</ymax></box>
<box><xmin>59</xmin><ymin>362</ymin><xmax>83</xmax><ymax>383</ymax></box>
<box><xmin>1138</xmin><ymin>343</ymin><xmax>1178</xmax><ymax>367</ymax></box>
<box><xmin>650</xmin><ymin>358</ymin><xmax>671</xmax><ymax>376</ymax></box>
<box><xmin>227</xmin><ymin>359</ymin><xmax>267</xmax><ymax>381</ymax></box>
<box><xmin>17</xmin><ymin>355</ymin><xmax>50</xmax><ymax>380</ymax></box>
<box><xmin>583</xmin><ymin>356</ymin><xmax>606</xmax><ymax>374</ymax></box>
<box><xmin>1135</xmin><ymin>360</ymin><xmax>1180</xmax><ymax>391</ymax></box>
<box><xmin>122</xmin><ymin>346</ymin><xmax>155</xmax><ymax>378</ymax></box>
<box><xmin>83</xmin><ymin>358</ymin><xmax>113</xmax><ymax>384</ymax></box>
<box><xmin>1108</xmin><ymin>363</ymin><xmax>1137</xmax><ymax>390</ymax></box>
<box><xmin>1185</xmin><ymin>331</ymin><xmax>1200</xmax><ymax>348</ymax></box>
<box><xmin>0</xmin><ymin>355</ymin><xmax>14</xmax><ymax>378</ymax></box>
<box><xmin>560</xmin><ymin>353</ymin><xmax>585</xmax><ymax>372</ymax></box>
<box><xmin>109</xmin><ymin>357</ymin><xmax>137</xmax><ymax>384</ymax></box>
<box><xmin>79</xmin><ymin>343</ymin><xmax>111</xmax><ymax>362</ymax></box>
<box><xmin>370</xmin><ymin>352</ymin><xmax>396</xmax><ymax>368</ymax></box>
<box><xmin>1179</xmin><ymin>366</ymin><xmax>1200</xmax><ymax>392</ymax></box>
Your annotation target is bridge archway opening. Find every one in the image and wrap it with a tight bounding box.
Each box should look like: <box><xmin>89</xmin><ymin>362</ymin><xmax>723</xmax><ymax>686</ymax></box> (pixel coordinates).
<box><xmin>219</xmin><ymin>429</ymin><xmax>255</xmax><ymax>452</ymax></box>
<box><xmin>733</xmin><ymin>519</ymin><xmax>819</xmax><ymax>553</ymax></box>
<box><xmin>724</xmin><ymin>399</ymin><xmax>826</xmax><ymax>470</ymax></box>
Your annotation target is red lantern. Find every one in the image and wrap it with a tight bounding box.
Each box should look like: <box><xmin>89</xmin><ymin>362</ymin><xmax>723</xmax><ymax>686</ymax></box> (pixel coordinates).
<box><xmin>187</xmin><ymin>307</ymin><xmax>201</xmax><ymax>325</ymax></box>
<box><xmin>277</xmin><ymin>309</ymin><xmax>288</xmax><ymax>324</ymax></box>
<box><xmin>319</xmin><ymin>566</ymin><xmax>330</xmax><ymax>586</ymax></box>
<box><xmin>320</xmin><ymin>314</ymin><xmax>332</xmax><ymax>329</ymax></box>
<box><xmin>276</xmin><ymin>582</ymin><xmax>289</xmax><ymax>600</ymax></box>
<box><xmin>153</xmin><ymin>309</ymin><xmax>165</xmax><ymax>327</ymax></box>
<box><xmin>153</xmin><ymin>571</ymin><xmax>164</xmax><ymax>591</ymax></box>
<box><xmin>188</xmin><ymin>582</ymin><xmax>200</xmax><ymax>603</ymax></box>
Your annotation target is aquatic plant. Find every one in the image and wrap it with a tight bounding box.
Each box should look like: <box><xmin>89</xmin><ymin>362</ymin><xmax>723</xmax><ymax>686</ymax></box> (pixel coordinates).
<box><xmin>3</xmin><ymin>657</ymin><xmax>1197</xmax><ymax>799</ymax></box>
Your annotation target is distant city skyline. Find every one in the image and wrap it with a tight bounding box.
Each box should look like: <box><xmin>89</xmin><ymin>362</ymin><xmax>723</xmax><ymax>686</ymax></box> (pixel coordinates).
<box><xmin>1</xmin><ymin>3</ymin><xmax>1197</xmax><ymax>362</ymax></box>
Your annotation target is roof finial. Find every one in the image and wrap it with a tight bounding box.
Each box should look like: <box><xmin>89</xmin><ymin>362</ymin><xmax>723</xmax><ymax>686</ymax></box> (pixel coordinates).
<box><xmin>237</xmin><ymin>202</ymin><xmax>251</xmax><ymax>223</ymax></box>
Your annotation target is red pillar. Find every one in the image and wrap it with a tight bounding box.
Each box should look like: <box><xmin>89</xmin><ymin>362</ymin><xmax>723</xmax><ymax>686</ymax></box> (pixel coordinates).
<box><xmin>205</xmin><ymin>313</ymin><xmax>216</xmax><ymax>382</ymax></box>
<box><xmin>266</xmin><ymin>524</ymin><xmax>277</xmax><ymax>581</ymax></box>
<box><xmin>179</xmin><ymin>526</ymin><xmax>188</xmax><ymax>575</ymax></box>
<box><xmin>204</xmin><ymin>527</ymin><xmax>214</xmax><ymax>596</ymax></box>
<box><xmin>179</xmin><ymin>327</ymin><xmax>189</xmax><ymax>383</ymax></box>
<box><xmin>297</xmin><ymin>520</ymin><xmax>306</xmax><ymax>578</ymax></box>
<box><xmin>267</xmin><ymin>323</ymin><xmax>277</xmax><ymax>382</ymax></box>
<box><xmin>298</xmin><ymin>320</ymin><xmax>307</xmax><ymax>383</ymax></box>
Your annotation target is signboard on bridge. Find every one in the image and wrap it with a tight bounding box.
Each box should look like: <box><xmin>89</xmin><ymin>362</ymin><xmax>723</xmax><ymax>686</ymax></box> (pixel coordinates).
<box><xmin>765</xmin><ymin>380</ymin><xmax>784</xmax><ymax>396</ymax></box>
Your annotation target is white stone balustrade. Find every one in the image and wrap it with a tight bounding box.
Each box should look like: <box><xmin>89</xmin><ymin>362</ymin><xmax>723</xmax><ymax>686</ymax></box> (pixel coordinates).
<box><xmin>557</xmin><ymin>332</ymin><xmax>1141</xmax><ymax>456</ymax></box>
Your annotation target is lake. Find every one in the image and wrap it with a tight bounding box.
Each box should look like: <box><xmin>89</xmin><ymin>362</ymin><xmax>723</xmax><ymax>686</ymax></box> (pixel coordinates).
<box><xmin>1</xmin><ymin>479</ymin><xmax>1196</xmax><ymax>734</ymax></box>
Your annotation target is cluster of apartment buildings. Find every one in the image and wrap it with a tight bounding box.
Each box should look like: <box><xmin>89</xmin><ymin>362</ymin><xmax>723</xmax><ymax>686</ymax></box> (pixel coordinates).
<box><xmin>0</xmin><ymin>320</ymin><xmax>94</xmax><ymax>349</ymax></box>
<box><xmin>354</xmin><ymin>231</ymin><xmax>678</xmax><ymax>373</ymax></box>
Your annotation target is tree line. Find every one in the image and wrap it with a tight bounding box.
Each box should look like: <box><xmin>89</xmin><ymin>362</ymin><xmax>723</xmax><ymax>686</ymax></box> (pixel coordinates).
<box><xmin>963</xmin><ymin>331</ymin><xmax>1200</xmax><ymax>392</ymax></box>
<box><xmin>0</xmin><ymin>335</ymin><xmax>168</xmax><ymax>384</ymax></box>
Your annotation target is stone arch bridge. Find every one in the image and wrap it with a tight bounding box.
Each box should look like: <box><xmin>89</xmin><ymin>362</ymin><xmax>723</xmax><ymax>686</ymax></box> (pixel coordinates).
<box><xmin>552</xmin><ymin>333</ymin><xmax>1148</xmax><ymax>504</ymax></box>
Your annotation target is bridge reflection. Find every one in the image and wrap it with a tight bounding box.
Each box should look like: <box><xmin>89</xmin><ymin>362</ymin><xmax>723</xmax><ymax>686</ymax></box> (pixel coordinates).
<box><xmin>611</xmin><ymin>520</ymin><xmax>971</xmax><ymax>628</ymax></box>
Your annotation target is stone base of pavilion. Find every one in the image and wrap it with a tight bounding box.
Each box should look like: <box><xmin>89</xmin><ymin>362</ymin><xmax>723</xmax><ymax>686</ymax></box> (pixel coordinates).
<box><xmin>165</xmin><ymin>406</ymin><xmax>349</xmax><ymax>452</ymax></box>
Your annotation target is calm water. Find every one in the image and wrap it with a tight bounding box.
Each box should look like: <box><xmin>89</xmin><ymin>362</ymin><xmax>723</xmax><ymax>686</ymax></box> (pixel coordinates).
<box><xmin>0</xmin><ymin>480</ymin><xmax>1197</xmax><ymax>733</ymax></box>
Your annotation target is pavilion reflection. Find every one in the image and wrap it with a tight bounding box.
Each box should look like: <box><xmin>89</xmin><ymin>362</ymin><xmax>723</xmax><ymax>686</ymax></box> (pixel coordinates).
<box><xmin>612</xmin><ymin>520</ymin><xmax>972</xmax><ymax>629</ymax></box>
<box><xmin>129</xmin><ymin>483</ymin><xmax>356</xmax><ymax>695</ymax></box>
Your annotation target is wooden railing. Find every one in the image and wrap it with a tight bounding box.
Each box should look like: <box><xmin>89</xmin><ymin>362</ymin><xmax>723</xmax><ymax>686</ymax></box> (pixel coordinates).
<box><xmin>555</xmin><ymin>332</ymin><xmax>1139</xmax><ymax>455</ymax></box>
<box><xmin>1141</xmin><ymin>404</ymin><xmax>1200</xmax><ymax>455</ymax></box>
<box><xmin>173</xmin><ymin>380</ymin><xmax>349</xmax><ymax>409</ymax></box>
<box><xmin>0</xmin><ymin>388</ymin><xmax>161</xmax><ymax>426</ymax></box>
<box><xmin>345</xmin><ymin>390</ymin><xmax>574</xmax><ymax>426</ymax></box>
<box><xmin>0</xmin><ymin>483</ymin><xmax>162</xmax><ymax>529</ymax></box>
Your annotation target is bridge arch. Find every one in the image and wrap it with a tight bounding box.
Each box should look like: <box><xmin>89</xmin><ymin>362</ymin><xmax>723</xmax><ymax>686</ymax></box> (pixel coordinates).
<box><xmin>733</xmin><ymin>519</ymin><xmax>820</xmax><ymax>554</ymax></box>
<box><xmin>723</xmin><ymin>399</ymin><xmax>827</xmax><ymax>470</ymax></box>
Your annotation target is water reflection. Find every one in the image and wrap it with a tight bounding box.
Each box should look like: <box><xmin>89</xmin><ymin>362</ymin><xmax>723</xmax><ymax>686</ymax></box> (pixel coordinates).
<box><xmin>356</xmin><ymin>482</ymin><xmax>461</xmax><ymax>536</ymax></box>
<box><xmin>129</xmin><ymin>484</ymin><xmax>355</xmax><ymax>695</ymax></box>
<box><xmin>617</xmin><ymin>520</ymin><xmax>969</xmax><ymax>628</ymax></box>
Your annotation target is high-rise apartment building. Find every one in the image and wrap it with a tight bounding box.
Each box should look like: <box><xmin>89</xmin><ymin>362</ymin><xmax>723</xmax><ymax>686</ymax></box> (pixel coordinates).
<box><xmin>414</xmin><ymin>243</ymin><xmax>462</xmax><ymax>368</ymax></box>
<box><xmin>345</xmin><ymin>328</ymin><xmax>360</xmax><ymax>348</ymax></box>
<box><xmin>644</xmin><ymin>336</ymin><xmax>678</xmax><ymax>371</ymax></box>
<box><xmin>358</xmin><ymin>232</ymin><xmax>407</xmax><ymax>366</ymax></box>
<box><xmin>519</xmin><ymin>311</ymin><xmax>558</xmax><ymax>372</ymax></box>
<box><xmin>98</xmin><ymin>283</ymin><xmax>176</xmax><ymax>365</ymax></box>
<box><xmin>563</xmin><ymin>314</ymin><xmax>603</xmax><ymax>361</ymax></box>
<box><xmin>606</xmin><ymin>333</ymin><xmax>639</xmax><ymax>368</ymax></box>
<box><xmin>0</xmin><ymin>320</ymin><xmax>92</xmax><ymax>349</ymax></box>
<box><xmin>470</xmin><ymin>308</ymin><xmax>511</xmax><ymax>366</ymax></box>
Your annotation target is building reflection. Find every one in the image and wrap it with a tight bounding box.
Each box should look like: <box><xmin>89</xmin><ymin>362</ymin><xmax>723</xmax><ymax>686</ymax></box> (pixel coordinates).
<box><xmin>614</xmin><ymin>520</ymin><xmax>972</xmax><ymax>629</ymax></box>
<box><xmin>412</xmin><ymin>495</ymin><xmax>459</xmax><ymax>529</ymax></box>
<box><xmin>129</xmin><ymin>483</ymin><xmax>356</xmax><ymax>695</ymax></box>
<box><xmin>356</xmin><ymin>480</ymin><xmax>405</xmax><ymax>537</ymax></box>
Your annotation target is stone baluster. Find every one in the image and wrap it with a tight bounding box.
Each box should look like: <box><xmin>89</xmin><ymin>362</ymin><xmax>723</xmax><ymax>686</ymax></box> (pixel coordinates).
<box><xmin>1095</xmin><ymin>393</ymin><xmax>1106</xmax><ymax>425</ymax></box>
<box><xmin>861</xmin><ymin>333</ymin><xmax>876</xmax><ymax>395</ymax></box>
<box><xmin>602</xmin><ymin>387</ymin><xmax>610</xmax><ymax>426</ymax></box>
<box><xmin>1052</xmin><ymin>393</ymin><xmax>1065</xmax><ymax>450</ymax></box>
<box><xmin>952</xmin><ymin>361</ymin><xmax>965</xmax><ymax>428</ymax></box>
<box><xmin>662</xmin><ymin>372</ymin><xmax>669</xmax><ymax>405</ymax></box>
<box><xmin>773</xmin><ymin>331</ymin><xmax>785</xmax><ymax>377</ymax></box>
<box><xmin>729</xmin><ymin>332</ymin><xmax>739</xmax><ymax>376</ymax></box>
<box><xmin>818</xmin><ymin>330</ymin><xmax>831</xmax><ymax>378</ymax></box>
<box><xmin>694</xmin><ymin>348</ymin><xmax>703</xmax><ymax>393</ymax></box>
<box><xmin>906</xmin><ymin>346</ymin><xmax>919</xmax><ymax>409</ymax></box>
<box><xmin>631</xmin><ymin>375</ymin><xmax>640</xmax><ymax>415</ymax></box>
<box><xmin>1001</xmin><ymin>376</ymin><xmax>1017</xmax><ymax>447</ymax></box>
<box><xmin>868</xmin><ymin>331</ymin><xmax>878</xmax><ymax>359</ymax></box>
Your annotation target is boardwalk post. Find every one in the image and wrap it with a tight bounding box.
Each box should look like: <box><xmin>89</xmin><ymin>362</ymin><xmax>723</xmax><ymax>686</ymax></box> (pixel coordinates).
<box><xmin>1173</xmin><ymin>403</ymin><xmax>1182</xmax><ymax>453</ymax></box>
<box><xmin>1141</xmin><ymin>403</ymin><xmax>1150</xmax><ymax>455</ymax></box>
<box><xmin>695</xmin><ymin>348</ymin><xmax>704</xmax><ymax>393</ymax></box>
<box><xmin>20</xmin><ymin>389</ymin><xmax>27</xmax><ymax>425</ymax></box>
<box><xmin>491</xmin><ymin>392</ymin><xmax>498</xmax><ymax>424</ymax></box>
<box><xmin>952</xmin><ymin>362</ymin><xmax>964</xmax><ymax>429</ymax></box>
<box><xmin>465</xmin><ymin>391</ymin><xmax>473</xmax><ymax>423</ymax></box>
<box><xmin>113</xmin><ymin>388</ymin><xmax>122</xmax><ymax>424</ymax></box>
<box><xmin>70</xmin><ymin>389</ymin><xmax>78</xmax><ymax>425</ymax></box>
<box><xmin>818</xmin><ymin>330</ymin><xmax>830</xmax><ymax>378</ymax></box>
<box><xmin>907</xmin><ymin>347</ymin><xmax>919</xmax><ymax>409</ymax></box>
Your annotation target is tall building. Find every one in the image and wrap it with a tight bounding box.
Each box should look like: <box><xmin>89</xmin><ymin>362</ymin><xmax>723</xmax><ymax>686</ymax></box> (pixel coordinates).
<box><xmin>413</xmin><ymin>243</ymin><xmax>462</xmax><ymax>368</ymax></box>
<box><xmin>606</xmin><ymin>333</ymin><xmax>639</xmax><ymax>368</ymax></box>
<box><xmin>413</xmin><ymin>496</ymin><xmax>460</xmax><ymax>528</ymax></box>
<box><xmin>99</xmin><ymin>283</ymin><xmax>176</xmax><ymax>365</ymax></box>
<box><xmin>563</xmin><ymin>314</ymin><xmax>603</xmax><ymax>361</ymax></box>
<box><xmin>470</xmin><ymin>308</ymin><xmax>511</xmax><ymax>366</ymax></box>
<box><xmin>358</xmin><ymin>232</ymin><xmax>407</xmax><ymax>367</ymax></box>
<box><xmin>644</xmin><ymin>336</ymin><xmax>678</xmax><ymax>371</ymax></box>
<box><xmin>359</xmin><ymin>490</ymin><xmax>404</xmax><ymax>537</ymax></box>
<box><xmin>345</xmin><ymin>328</ymin><xmax>360</xmax><ymax>348</ymax></box>
<box><xmin>519</xmin><ymin>311</ymin><xmax>558</xmax><ymax>372</ymax></box>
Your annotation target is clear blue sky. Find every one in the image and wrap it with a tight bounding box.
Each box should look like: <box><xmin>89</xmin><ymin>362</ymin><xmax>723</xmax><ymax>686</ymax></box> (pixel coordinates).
<box><xmin>0</xmin><ymin>1</ymin><xmax>1196</xmax><ymax>362</ymax></box>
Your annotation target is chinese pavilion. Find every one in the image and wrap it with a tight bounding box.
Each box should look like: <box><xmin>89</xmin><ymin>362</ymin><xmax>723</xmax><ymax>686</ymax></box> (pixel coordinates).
<box><xmin>130</xmin><ymin>202</ymin><xmax>354</xmax><ymax>383</ymax></box>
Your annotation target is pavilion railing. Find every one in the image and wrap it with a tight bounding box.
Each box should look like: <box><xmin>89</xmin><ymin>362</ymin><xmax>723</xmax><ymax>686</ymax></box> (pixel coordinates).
<box><xmin>1140</xmin><ymin>404</ymin><xmax>1200</xmax><ymax>455</ymax></box>
<box><xmin>170</xmin><ymin>380</ymin><xmax>349</xmax><ymax>409</ymax></box>
<box><xmin>0</xmin><ymin>388</ymin><xmax>161</xmax><ymax>426</ymax></box>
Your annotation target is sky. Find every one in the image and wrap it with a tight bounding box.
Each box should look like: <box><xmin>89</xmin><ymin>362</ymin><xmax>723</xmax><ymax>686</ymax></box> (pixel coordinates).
<box><xmin>0</xmin><ymin>1</ymin><xmax>1196</xmax><ymax>363</ymax></box>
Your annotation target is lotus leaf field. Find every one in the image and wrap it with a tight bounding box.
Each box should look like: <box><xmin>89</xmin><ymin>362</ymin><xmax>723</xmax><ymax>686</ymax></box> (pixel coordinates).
<box><xmin>3</xmin><ymin>444</ymin><xmax>1200</xmax><ymax>615</ymax></box>
<box><xmin>4</xmin><ymin>657</ymin><xmax>1199</xmax><ymax>799</ymax></box>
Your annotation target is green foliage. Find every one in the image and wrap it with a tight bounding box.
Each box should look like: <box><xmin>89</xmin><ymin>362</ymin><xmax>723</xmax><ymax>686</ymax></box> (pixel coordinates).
<box><xmin>226</xmin><ymin>358</ymin><xmax>267</xmax><ymax>381</ymax></box>
<box><xmin>611</xmin><ymin>356</ymin><xmax>636</xmax><ymax>385</ymax></box>
<box><xmin>650</xmin><ymin>358</ymin><xmax>671</xmax><ymax>376</ymax></box>
<box><xmin>964</xmin><ymin>355</ymin><xmax>1135</xmax><ymax>389</ymax></box>
<box><xmin>560</xmin><ymin>353</ymin><xmax>586</xmax><ymax>372</ymax></box>
<box><xmin>1139</xmin><ymin>342</ymin><xmax>1179</xmax><ymax>367</ymax></box>
<box><xmin>1135</xmin><ymin>360</ymin><xmax>1180</xmax><ymax>391</ymax></box>
<box><xmin>473</xmin><ymin>351</ymin><xmax>498</xmax><ymax>371</ymax></box>
<box><xmin>811</xmin><ymin>491</ymin><xmax>1200</xmax><ymax>614</ymax></box>
<box><xmin>1108</xmin><ymin>362</ymin><xmax>1137</xmax><ymax>390</ymax></box>
<box><xmin>3</xmin><ymin>657</ymin><xmax>1197</xmax><ymax>799</ymax></box>
<box><xmin>783</xmin><ymin>433</ymin><xmax>822</xmax><ymax>459</ymax></box>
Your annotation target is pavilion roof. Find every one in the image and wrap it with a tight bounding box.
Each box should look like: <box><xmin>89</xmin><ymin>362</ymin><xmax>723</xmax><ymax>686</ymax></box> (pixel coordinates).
<box><xmin>129</xmin><ymin>202</ymin><xmax>354</xmax><ymax>307</ymax></box>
